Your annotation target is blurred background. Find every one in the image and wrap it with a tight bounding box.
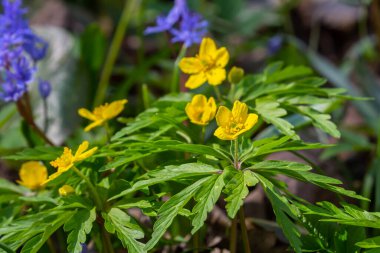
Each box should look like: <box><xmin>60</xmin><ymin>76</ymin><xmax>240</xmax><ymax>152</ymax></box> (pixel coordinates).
<box><xmin>1</xmin><ymin>0</ymin><xmax>379</xmax><ymax>251</ymax></box>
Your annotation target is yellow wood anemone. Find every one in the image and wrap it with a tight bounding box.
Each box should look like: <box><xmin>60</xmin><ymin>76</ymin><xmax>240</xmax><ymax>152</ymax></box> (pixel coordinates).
<box><xmin>78</xmin><ymin>99</ymin><xmax>128</xmax><ymax>132</ymax></box>
<box><xmin>185</xmin><ymin>94</ymin><xmax>217</xmax><ymax>126</ymax></box>
<box><xmin>44</xmin><ymin>141</ymin><xmax>97</xmax><ymax>184</ymax></box>
<box><xmin>214</xmin><ymin>101</ymin><xmax>258</xmax><ymax>140</ymax></box>
<box><xmin>17</xmin><ymin>161</ymin><xmax>47</xmax><ymax>190</ymax></box>
<box><xmin>179</xmin><ymin>37</ymin><xmax>229</xmax><ymax>89</ymax></box>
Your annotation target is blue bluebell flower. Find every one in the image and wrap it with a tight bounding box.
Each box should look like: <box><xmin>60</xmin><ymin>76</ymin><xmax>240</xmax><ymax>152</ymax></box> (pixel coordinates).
<box><xmin>267</xmin><ymin>35</ymin><xmax>283</xmax><ymax>55</ymax></box>
<box><xmin>144</xmin><ymin>0</ymin><xmax>187</xmax><ymax>34</ymax></box>
<box><xmin>170</xmin><ymin>12</ymin><xmax>208</xmax><ymax>48</ymax></box>
<box><xmin>0</xmin><ymin>0</ymin><xmax>49</xmax><ymax>103</ymax></box>
<box><xmin>0</xmin><ymin>73</ymin><xmax>28</xmax><ymax>102</ymax></box>
<box><xmin>144</xmin><ymin>0</ymin><xmax>208</xmax><ymax>48</ymax></box>
<box><xmin>38</xmin><ymin>79</ymin><xmax>51</xmax><ymax>99</ymax></box>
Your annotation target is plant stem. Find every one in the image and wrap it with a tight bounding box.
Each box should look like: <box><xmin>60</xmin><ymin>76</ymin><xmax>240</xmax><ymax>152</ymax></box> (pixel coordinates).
<box><xmin>16</xmin><ymin>96</ymin><xmax>54</xmax><ymax>146</ymax></box>
<box><xmin>101</xmin><ymin>226</ymin><xmax>115</xmax><ymax>253</ymax></box>
<box><xmin>239</xmin><ymin>207</ymin><xmax>251</xmax><ymax>253</ymax></box>
<box><xmin>72</xmin><ymin>166</ymin><xmax>103</xmax><ymax>211</ymax></box>
<box><xmin>94</xmin><ymin>0</ymin><xmax>140</xmax><ymax>107</ymax></box>
<box><xmin>42</xmin><ymin>98</ymin><xmax>49</xmax><ymax>133</ymax></box>
<box><xmin>234</xmin><ymin>139</ymin><xmax>239</xmax><ymax>169</ymax></box>
<box><xmin>213</xmin><ymin>86</ymin><xmax>222</xmax><ymax>102</ymax></box>
<box><xmin>104</xmin><ymin>122</ymin><xmax>112</xmax><ymax>143</ymax></box>
<box><xmin>193</xmin><ymin>230</ymin><xmax>200</xmax><ymax>253</ymax></box>
<box><xmin>171</xmin><ymin>44</ymin><xmax>187</xmax><ymax>93</ymax></box>
<box><xmin>230</xmin><ymin>217</ymin><xmax>237</xmax><ymax>253</ymax></box>
<box><xmin>201</xmin><ymin>126</ymin><xmax>206</xmax><ymax>144</ymax></box>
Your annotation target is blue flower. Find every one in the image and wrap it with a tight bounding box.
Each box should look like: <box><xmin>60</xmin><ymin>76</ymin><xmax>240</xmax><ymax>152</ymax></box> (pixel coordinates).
<box><xmin>144</xmin><ymin>0</ymin><xmax>187</xmax><ymax>34</ymax></box>
<box><xmin>23</xmin><ymin>33</ymin><xmax>49</xmax><ymax>62</ymax></box>
<box><xmin>0</xmin><ymin>0</ymin><xmax>49</xmax><ymax>102</ymax></box>
<box><xmin>170</xmin><ymin>12</ymin><xmax>208</xmax><ymax>48</ymax></box>
<box><xmin>144</xmin><ymin>0</ymin><xmax>208</xmax><ymax>47</ymax></box>
<box><xmin>0</xmin><ymin>72</ymin><xmax>27</xmax><ymax>102</ymax></box>
<box><xmin>38</xmin><ymin>79</ymin><xmax>51</xmax><ymax>99</ymax></box>
<box><xmin>267</xmin><ymin>35</ymin><xmax>283</xmax><ymax>55</ymax></box>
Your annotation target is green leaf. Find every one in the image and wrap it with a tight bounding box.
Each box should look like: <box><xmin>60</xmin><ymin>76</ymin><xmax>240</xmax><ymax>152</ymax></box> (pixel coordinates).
<box><xmin>2</xmin><ymin>146</ymin><xmax>63</xmax><ymax>161</ymax></box>
<box><xmin>109</xmin><ymin>163</ymin><xmax>220</xmax><ymax>200</ymax></box>
<box><xmin>0</xmin><ymin>242</ymin><xmax>15</xmax><ymax>253</ymax></box>
<box><xmin>224</xmin><ymin>170</ymin><xmax>258</xmax><ymax>218</ymax></box>
<box><xmin>145</xmin><ymin>176</ymin><xmax>210</xmax><ymax>250</ymax></box>
<box><xmin>356</xmin><ymin>236</ymin><xmax>380</xmax><ymax>249</ymax></box>
<box><xmin>262</xmin><ymin>64</ymin><xmax>313</xmax><ymax>83</ymax></box>
<box><xmin>295</xmin><ymin>106</ymin><xmax>340</xmax><ymax>138</ymax></box>
<box><xmin>256</xmin><ymin>174</ymin><xmax>303</xmax><ymax>253</ymax></box>
<box><xmin>299</xmin><ymin>202</ymin><xmax>380</xmax><ymax>229</ymax></box>
<box><xmin>255</xmin><ymin>98</ymin><xmax>298</xmax><ymax>139</ymax></box>
<box><xmin>191</xmin><ymin>174</ymin><xmax>225</xmax><ymax>234</ymax></box>
<box><xmin>21</xmin><ymin>211</ymin><xmax>74</xmax><ymax>253</ymax></box>
<box><xmin>0</xmin><ymin>179</ymin><xmax>26</xmax><ymax>195</ymax></box>
<box><xmin>63</xmin><ymin>208</ymin><xmax>96</xmax><ymax>253</ymax></box>
<box><xmin>103</xmin><ymin>208</ymin><xmax>145</xmax><ymax>253</ymax></box>
<box><xmin>249</xmin><ymin>160</ymin><xmax>311</xmax><ymax>171</ymax></box>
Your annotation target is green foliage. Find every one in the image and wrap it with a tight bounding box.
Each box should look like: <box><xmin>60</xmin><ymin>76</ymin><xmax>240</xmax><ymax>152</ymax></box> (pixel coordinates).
<box><xmin>103</xmin><ymin>208</ymin><xmax>145</xmax><ymax>253</ymax></box>
<box><xmin>64</xmin><ymin>208</ymin><xmax>96</xmax><ymax>253</ymax></box>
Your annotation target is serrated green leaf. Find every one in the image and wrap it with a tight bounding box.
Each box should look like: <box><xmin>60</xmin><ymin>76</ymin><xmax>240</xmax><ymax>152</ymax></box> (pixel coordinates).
<box><xmin>103</xmin><ymin>208</ymin><xmax>145</xmax><ymax>253</ymax></box>
<box><xmin>20</xmin><ymin>211</ymin><xmax>74</xmax><ymax>253</ymax></box>
<box><xmin>296</xmin><ymin>106</ymin><xmax>340</xmax><ymax>138</ymax></box>
<box><xmin>63</xmin><ymin>208</ymin><xmax>96</xmax><ymax>253</ymax></box>
<box><xmin>255</xmin><ymin>98</ymin><xmax>298</xmax><ymax>139</ymax></box>
<box><xmin>224</xmin><ymin>170</ymin><xmax>258</xmax><ymax>218</ymax></box>
<box><xmin>249</xmin><ymin>160</ymin><xmax>311</xmax><ymax>171</ymax></box>
<box><xmin>256</xmin><ymin>174</ymin><xmax>302</xmax><ymax>253</ymax></box>
<box><xmin>191</xmin><ymin>174</ymin><xmax>225</xmax><ymax>234</ymax></box>
<box><xmin>145</xmin><ymin>176</ymin><xmax>210</xmax><ymax>250</ymax></box>
<box><xmin>263</xmin><ymin>64</ymin><xmax>313</xmax><ymax>83</ymax></box>
<box><xmin>109</xmin><ymin>163</ymin><xmax>220</xmax><ymax>200</ymax></box>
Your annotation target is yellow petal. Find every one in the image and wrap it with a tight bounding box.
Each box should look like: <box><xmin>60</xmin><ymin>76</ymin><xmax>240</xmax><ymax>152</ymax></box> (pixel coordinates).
<box><xmin>216</xmin><ymin>106</ymin><xmax>232</xmax><ymax>128</ymax></box>
<box><xmin>244</xmin><ymin>113</ymin><xmax>259</xmax><ymax>131</ymax></box>
<box><xmin>179</xmin><ymin>57</ymin><xmax>203</xmax><ymax>74</ymax></box>
<box><xmin>78</xmin><ymin>108</ymin><xmax>97</xmax><ymax>121</ymax></box>
<box><xmin>191</xmin><ymin>94</ymin><xmax>207</xmax><ymax>107</ymax></box>
<box><xmin>215</xmin><ymin>47</ymin><xmax>229</xmax><ymax>68</ymax></box>
<box><xmin>59</xmin><ymin>185</ymin><xmax>75</xmax><ymax>196</ymax></box>
<box><xmin>43</xmin><ymin>170</ymin><xmax>65</xmax><ymax>185</ymax></box>
<box><xmin>201</xmin><ymin>97</ymin><xmax>217</xmax><ymax>123</ymax></box>
<box><xmin>214</xmin><ymin>127</ymin><xmax>236</xmax><ymax>140</ymax></box>
<box><xmin>75</xmin><ymin>147</ymin><xmax>98</xmax><ymax>161</ymax></box>
<box><xmin>84</xmin><ymin>120</ymin><xmax>104</xmax><ymax>132</ymax></box>
<box><xmin>17</xmin><ymin>161</ymin><xmax>47</xmax><ymax>190</ymax></box>
<box><xmin>206</xmin><ymin>68</ymin><xmax>226</xmax><ymax>86</ymax></box>
<box><xmin>232</xmin><ymin>101</ymin><xmax>248</xmax><ymax>123</ymax></box>
<box><xmin>199</xmin><ymin>37</ymin><xmax>217</xmax><ymax>58</ymax></box>
<box><xmin>103</xmin><ymin>99</ymin><xmax>128</xmax><ymax>120</ymax></box>
<box><xmin>185</xmin><ymin>73</ymin><xmax>207</xmax><ymax>89</ymax></box>
<box><xmin>74</xmin><ymin>141</ymin><xmax>89</xmax><ymax>158</ymax></box>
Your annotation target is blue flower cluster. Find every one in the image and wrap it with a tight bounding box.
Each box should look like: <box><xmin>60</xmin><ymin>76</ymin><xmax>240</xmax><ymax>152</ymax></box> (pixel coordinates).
<box><xmin>145</xmin><ymin>0</ymin><xmax>208</xmax><ymax>48</ymax></box>
<box><xmin>0</xmin><ymin>0</ymin><xmax>50</xmax><ymax>102</ymax></box>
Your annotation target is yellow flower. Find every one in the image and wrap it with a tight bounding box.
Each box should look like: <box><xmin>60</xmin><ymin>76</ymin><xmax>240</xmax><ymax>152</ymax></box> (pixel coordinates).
<box><xmin>185</xmin><ymin>94</ymin><xmax>217</xmax><ymax>126</ymax></box>
<box><xmin>44</xmin><ymin>141</ymin><xmax>97</xmax><ymax>184</ymax></box>
<box><xmin>179</xmin><ymin>37</ymin><xmax>229</xmax><ymax>89</ymax></box>
<box><xmin>17</xmin><ymin>161</ymin><xmax>47</xmax><ymax>190</ymax></box>
<box><xmin>228</xmin><ymin>66</ymin><xmax>244</xmax><ymax>84</ymax></box>
<box><xmin>78</xmin><ymin>99</ymin><xmax>128</xmax><ymax>132</ymax></box>
<box><xmin>214</xmin><ymin>101</ymin><xmax>258</xmax><ymax>140</ymax></box>
<box><xmin>59</xmin><ymin>185</ymin><xmax>75</xmax><ymax>196</ymax></box>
